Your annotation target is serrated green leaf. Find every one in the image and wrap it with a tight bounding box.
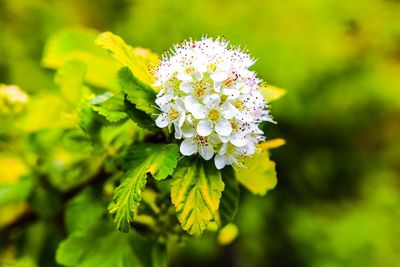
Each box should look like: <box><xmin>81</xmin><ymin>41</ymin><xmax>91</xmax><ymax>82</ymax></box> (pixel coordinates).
<box><xmin>171</xmin><ymin>158</ymin><xmax>225</xmax><ymax>235</ymax></box>
<box><xmin>124</xmin><ymin>144</ymin><xmax>179</xmax><ymax>181</ymax></box>
<box><xmin>108</xmin><ymin>166</ymin><xmax>147</xmax><ymax>233</ymax></box>
<box><xmin>65</xmin><ymin>188</ymin><xmax>105</xmax><ymax>233</ymax></box>
<box><xmin>124</xmin><ymin>98</ymin><xmax>158</xmax><ymax>131</ymax></box>
<box><xmin>56</xmin><ymin>221</ymin><xmax>152</xmax><ymax>267</ymax></box>
<box><xmin>42</xmin><ymin>27</ymin><xmax>120</xmax><ymax>91</ymax></box>
<box><xmin>55</xmin><ymin>60</ymin><xmax>87</xmax><ymax>104</ymax></box>
<box><xmin>118</xmin><ymin>67</ymin><xmax>158</xmax><ymax>116</ymax></box>
<box><xmin>90</xmin><ymin>92</ymin><xmax>128</xmax><ymax>123</ymax></box>
<box><xmin>260</xmin><ymin>84</ymin><xmax>286</xmax><ymax>102</ymax></box>
<box><xmin>235</xmin><ymin>145</ymin><xmax>278</xmax><ymax>195</ymax></box>
<box><xmin>218</xmin><ymin>167</ymin><xmax>240</xmax><ymax>227</ymax></box>
<box><xmin>109</xmin><ymin>144</ymin><xmax>179</xmax><ymax>232</ymax></box>
<box><xmin>91</xmin><ymin>106</ymin><xmax>127</xmax><ymax>122</ymax></box>
<box><xmin>95</xmin><ymin>31</ymin><xmax>159</xmax><ymax>86</ymax></box>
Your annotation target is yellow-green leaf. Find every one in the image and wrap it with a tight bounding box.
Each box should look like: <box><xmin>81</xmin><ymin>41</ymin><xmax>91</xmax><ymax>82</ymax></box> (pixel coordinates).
<box><xmin>55</xmin><ymin>60</ymin><xmax>87</xmax><ymax>105</ymax></box>
<box><xmin>42</xmin><ymin>27</ymin><xmax>120</xmax><ymax>91</ymax></box>
<box><xmin>235</xmin><ymin>145</ymin><xmax>278</xmax><ymax>195</ymax></box>
<box><xmin>259</xmin><ymin>138</ymin><xmax>286</xmax><ymax>150</ymax></box>
<box><xmin>95</xmin><ymin>31</ymin><xmax>159</xmax><ymax>86</ymax></box>
<box><xmin>260</xmin><ymin>84</ymin><xmax>286</xmax><ymax>102</ymax></box>
<box><xmin>171</xmin><ymin>158</ymin><xmax>225</xmax><ymax>236</ymax></box>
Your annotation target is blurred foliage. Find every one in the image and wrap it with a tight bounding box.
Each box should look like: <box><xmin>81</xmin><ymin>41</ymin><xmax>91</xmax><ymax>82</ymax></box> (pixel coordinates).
<box><xmin>1</xmin><ymin>0</ymin><xmax>400</xmax><ymax>267</ymax></box>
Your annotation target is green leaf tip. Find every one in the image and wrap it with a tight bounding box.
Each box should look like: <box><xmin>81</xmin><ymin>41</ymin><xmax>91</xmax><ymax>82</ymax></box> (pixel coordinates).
<box><xmin>109</xmin><ymin>144</ymin><xmax>179</xmax><ymax>232</ymax></box>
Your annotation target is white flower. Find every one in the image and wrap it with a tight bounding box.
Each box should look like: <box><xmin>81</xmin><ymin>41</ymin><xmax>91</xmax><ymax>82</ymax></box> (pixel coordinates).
<box><xmin>180</xmin><ymin>135</ymin><xmax>215</xmax><ymax>160</ymax></box>
<box><xmin>154</xmin><ymin>37</ymin><xmax>273</xmax><ymax>169</ymax></box>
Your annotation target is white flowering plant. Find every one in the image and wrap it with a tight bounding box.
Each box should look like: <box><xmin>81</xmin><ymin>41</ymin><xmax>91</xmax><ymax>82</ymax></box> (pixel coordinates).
<box><xmin>1</xmin><ymin>28</ymin><xmax>285</xmax><ymax>267</ymax></box>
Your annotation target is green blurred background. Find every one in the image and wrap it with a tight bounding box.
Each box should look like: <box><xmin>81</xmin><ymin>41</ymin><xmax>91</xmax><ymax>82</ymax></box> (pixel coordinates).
<box><xmin>1</xmin><ymin>0</ymin><xmax>400</xmax><ymax>266</ymax></box>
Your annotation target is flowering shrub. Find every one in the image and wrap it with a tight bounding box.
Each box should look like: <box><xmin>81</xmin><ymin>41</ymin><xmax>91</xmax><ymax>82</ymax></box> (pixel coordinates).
<box><xmin>0</xmin><ymin>27</ymin><xmax>285</xmax><ymax>267</ymax></box>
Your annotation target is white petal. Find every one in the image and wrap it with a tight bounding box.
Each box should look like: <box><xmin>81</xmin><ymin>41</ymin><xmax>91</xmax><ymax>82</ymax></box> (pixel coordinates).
<box><xmin>190</xmin><ymin>104</ymin><xmax>207</xmax><ymax>119</ymax></box>
<box><xmin>244</xmin><ymin>142</ymin><xmax>256</xmax><ymax>155</ymax></box>
<box><xmin>197</xmin><ymin>120</ymin><xmax>213</xmax><ymax>136</ymax></box>
<box><xmin>237</xmin><ymin>111</ymin><xmax>253</xmax><ymax>122</ymax></box>
<box><xmin>214</xmin><ymin>81</ymin><xmax>222</xmax><ymax>92</ymax></box>
<box><xmin>219</xmin><ymin>143</ymin><xmax>228</xmax><ymax>155</ymax></box>
<box><xmin>178</xmin><ymin>113</ymin><xmax>185</xmax><ymax>127</ymax></box>
<box><xmin>183</xmin><ymin>95</ymin><xmax>199</xmax><ymax>110</ymax></box>
<box><xmin>180</xmin><ymin>139</ymin><xmax>197</xmax><ymax>156</ymax></box>
<box><xmin>210</xmin><ymin>72</ymin><xmax>228</xmax><ymax>82</ymax></box>
<box><xmin>181</xmin><ymin>125</ymin><xmax>196</xmax><ymax>138</ymax></box>
<box><xmin>176</xmin><ymin>73</ymin><xmax>193</xmax><ymax>82</ymax></box>
<box><xmin>199</xmin><ymin>145</ymin><xmax>214</xmax><ymax>160</ymax></box>
<box><xmin>223</xmin><ymin>88</ymin><xmax>240</xmax><ymax>99</ymax></box>
<box><xmin>221</xmin><ymin>103</ymin><xmax>237</xmax><ymax>119</ymax></box>
<box><xmin>219</xmin><ymin>135</ymin><xmax>230</xmax><ymax>143</ymax></box>
<box><xmin>174</xmin><ymin>124</ymin><xmax>182</xmax><ymax>139</ymax></box>
<box><xmin>184</xmin><ymin>96</ymin><xmax>206</xmax><ymax>119</ymax></box>
<box><xmin>214</xmin><ymin>154</ymin><xmax>227</xmax><ymax>170</ymax></box>
<box><xmin>215</xmin><ymin>120</ymin><xmax>232</xmax><ymax>136</ymax></box>
<box><xmin>203</xmin><ymin>94</ymin><xmax>221</xmax><ymax>109</ymax></box>
<box><xmin>175</xmin><ymin>98</ymin><xmax>186</xmax><ymax>110</ymax></box>
<box><xmin>193</xmin><ymin>71</ymin><xmax>203</xmax><ymax>80</ymax></box>
<box><xmin>179</xmin><ymin>82</ymin><xmax>193</xmax><ymax>93</ymax></box>
<box><xmin>155</xmin><ymin>113</ymin><xmax>170</xmax><ymax>128</ymax></box>
<box><xmin>230</xmin><ymin>134</ymin><xmax>248</xmax><ymax>147</ymax></box>
<box><xmin>155</xmin><ymin>94</ymin><xmax>173</xmax><ymax>108</ymax></box>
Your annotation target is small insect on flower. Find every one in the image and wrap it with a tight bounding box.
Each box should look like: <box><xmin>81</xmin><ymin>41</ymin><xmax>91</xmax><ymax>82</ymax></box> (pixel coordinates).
<box><xmin>153</xmin><ymin>37</ymin><xmax>273</xmax><ymax>169</ymax></box>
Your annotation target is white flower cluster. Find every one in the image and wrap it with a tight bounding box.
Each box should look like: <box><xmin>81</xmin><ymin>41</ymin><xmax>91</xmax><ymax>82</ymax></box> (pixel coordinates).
<box><xmin>154</xmin><ymin>37</ymin><xmax>273</xmax><ymax>169</ymax></box>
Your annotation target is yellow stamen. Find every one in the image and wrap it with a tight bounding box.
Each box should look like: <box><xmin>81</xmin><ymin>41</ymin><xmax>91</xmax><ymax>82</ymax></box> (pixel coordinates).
<box><xmin>169</xmin><ymin>108</ymin><xmax>179</xmax><ymax>120</ymax></box>
<box><xmin>209</xmin><ymin>109</ymin><xmax>220</xmax><ymax>121</ymax></box>
<box><xmin>234</xmin><ymin>100</ymin><xmax>244</xmax><ymax>109</ymax></box>
<box><xmin>209</xmin><ymin>64</ymin><xmax>217</xmax><ymax>72</ymax></box>
<box><xmin>185</xmin><ymin>67</ymin><xmax>195</xmax><ymax>74</ymax></box>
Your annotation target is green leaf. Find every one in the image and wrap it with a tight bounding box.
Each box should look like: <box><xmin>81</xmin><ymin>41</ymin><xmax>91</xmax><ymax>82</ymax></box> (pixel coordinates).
<box><xmin>109</xmin><ymin>144</ymin><xmax>179</xmax><ymax>232</ymax></box>
<box><xmin>218</xmin><ymin>167</ymin><xmax>240</xmax><ymax>227</ymax></box>
<box><xmin>55</xmin><ymin>60</ymin><xmax>87</xmax><ymax>104</ymax></box>
<box><xmin>95</xmin><ymin>31</ymin><xmax>159</xmax><ymax>86</ymax></box>
<box><xmin>65</xmin><ymin>188</ymin><xmax>105</xmax><ymax>233</ymax></box>
<box><xmin>56</xmin><ymin>221</ymin><xmax>152</xmax><ymax>267</ymax></box>
<box><xmin>16</xmin><ymin>94</ymin><xmax>74</xmax><ymax>132</ymax></box>
<box><xmin>124</xmin><ymin>98</ymin><xmax>158</xmax><ymax>131</ymax></box>
<box><xmin>260</xmin><ymin>84</ymin><xmax>287</xmax><ymax>102</ymax></box>
<box><xmin>235</xmin><ymin>146</ymin><xmax>278</xmax><ymax>195</ymax></box>
<box><xmin>90</xmin><ymin>92</ymin><xmax>128</xmax><ymax>123</ymax></box>
<box><xmin>42</xmin><ymin>27</ymin><xmax>120</xmax><ymax>91</ymax></box>
<box><xmin>0</xmin><ymin>175</ymin><xmax>33</xmax><ymax>207</ymax></box>
<box><xmin>171</xmin><ymin>158</ymin><xmax>225</xmax><ymax>235</ymax></box>
<box><xmin>118</xmin><ymin>67</ymin><xmax>158</xmax><ymax>116</ymax></box>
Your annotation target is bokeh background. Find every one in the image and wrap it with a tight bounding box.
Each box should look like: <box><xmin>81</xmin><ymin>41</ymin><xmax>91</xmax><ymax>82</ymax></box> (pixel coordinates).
<box><xmin>1</xmin><ymin>0</ymin><xmax>400</xmax><ymax>266</ymax></box>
